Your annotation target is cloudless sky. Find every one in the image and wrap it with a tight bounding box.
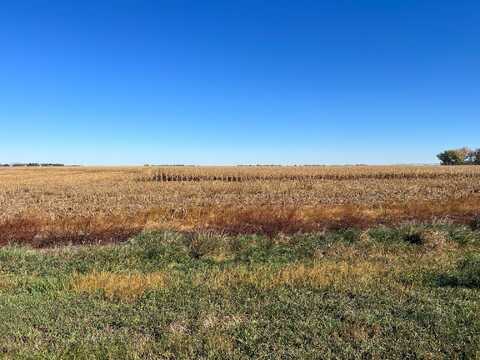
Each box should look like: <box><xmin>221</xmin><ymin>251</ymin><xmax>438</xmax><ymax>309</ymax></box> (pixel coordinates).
<box><xmin>1</xmin><ymin>0</ymin><xmax>479</xmax><ymax>165</ymax></box>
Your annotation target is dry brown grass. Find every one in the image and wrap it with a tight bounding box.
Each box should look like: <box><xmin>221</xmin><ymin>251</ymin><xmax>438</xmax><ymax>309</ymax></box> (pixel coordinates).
<box><xmin>71</xmin><ymin>271</ymin><xmax>168</xmax><ymax>301</ymax></box>
<box><xmin>197</xmin><ymin>260</ymin><xmax>385</xmax><ymax>291</ymax></box>
<box><xmin>1</xmin><ymin>166</ymin><xmax>480</xmax><ymax>246</ymax></box>
<box><xmin>0</xmin><ymin>275</ymin><xmax>14</xmax><ymax>290</ymax></box>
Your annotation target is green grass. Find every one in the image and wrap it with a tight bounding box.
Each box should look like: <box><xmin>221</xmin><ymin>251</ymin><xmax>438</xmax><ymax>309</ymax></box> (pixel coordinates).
<box><xmin>0</xmin><ymin>225</ymin><xmax>479</xmax><ymax>359</ymax></box>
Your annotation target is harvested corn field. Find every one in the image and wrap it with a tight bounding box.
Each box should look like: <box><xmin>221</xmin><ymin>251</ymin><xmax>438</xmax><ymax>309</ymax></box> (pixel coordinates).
<box><xmin>1</xmin><ymin>166</ymin><xmax>479</xmax><ymax>247</ymax></box>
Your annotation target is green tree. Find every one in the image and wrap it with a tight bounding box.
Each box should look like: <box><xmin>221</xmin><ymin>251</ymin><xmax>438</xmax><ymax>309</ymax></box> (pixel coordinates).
<box><xmin>437</xmin><ymin>147</ymin><xmax>471</xmax><ymax>165</ymax></box>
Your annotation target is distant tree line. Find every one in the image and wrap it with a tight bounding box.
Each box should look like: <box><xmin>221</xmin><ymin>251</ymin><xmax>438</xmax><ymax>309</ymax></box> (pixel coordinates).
<box><xmin>437</xmin><ymin>147</ymin><xmax>480</xmax><ymax>165</ymax></box>
<box><xmin>0</xmin><ymin>163</ymin><xmax>65</xmax><ymax>167</ymax></box>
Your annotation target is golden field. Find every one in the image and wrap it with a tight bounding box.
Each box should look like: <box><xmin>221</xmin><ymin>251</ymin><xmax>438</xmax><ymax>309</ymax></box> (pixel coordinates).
<box><xmin>1</xmin><ymin>165</ymin><xmax>479</xmax><ymax>246</ymax></box>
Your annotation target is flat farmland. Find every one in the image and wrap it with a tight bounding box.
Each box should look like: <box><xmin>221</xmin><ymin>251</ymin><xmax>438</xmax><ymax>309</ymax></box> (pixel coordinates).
<box><xmin>1</xmin><ymin>166</ymin><xmax>480</xmax><ymax>358</ymax></box>
<box><xmin>0</xmin><ymin>166</ymin><xmax>479</xmax><ymax>246</ymax></box>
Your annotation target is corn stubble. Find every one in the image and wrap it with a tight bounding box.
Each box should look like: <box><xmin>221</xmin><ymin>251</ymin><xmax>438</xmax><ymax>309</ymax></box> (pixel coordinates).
<box><xmin>1</xmin><ymin>165</ymin><xmax>479</xmax><ymax>247</ymax></box>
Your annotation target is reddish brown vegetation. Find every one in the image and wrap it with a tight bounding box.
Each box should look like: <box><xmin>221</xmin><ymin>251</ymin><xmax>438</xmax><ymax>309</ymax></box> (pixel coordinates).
<box><xmin>0</xmin><ymin>214</ymin><xmax>145</xmax><ymax>247</ymax></box>
<box><xmin>1</xmin><ymin>195</ymin><xmax>479</xmax><ymax>247</ymax></box>
<box><xmin>198</xmin><ymin>196</ymin><xmax>480</xmax><ymax>236</ymax></box>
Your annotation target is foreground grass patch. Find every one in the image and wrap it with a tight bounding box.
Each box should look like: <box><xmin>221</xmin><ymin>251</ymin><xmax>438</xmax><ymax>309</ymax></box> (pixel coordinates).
<box><xmin>0</xmin><ymin>225</ymin><xmax>479</xmax><ymax>358</ymax></box>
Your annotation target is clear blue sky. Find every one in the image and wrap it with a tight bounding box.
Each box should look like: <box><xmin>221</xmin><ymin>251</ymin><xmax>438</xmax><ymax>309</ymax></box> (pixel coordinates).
<box><xmin>1</xmin><ymin>0</ymin><xmax>479</xmax><ymax>165</ymax></box>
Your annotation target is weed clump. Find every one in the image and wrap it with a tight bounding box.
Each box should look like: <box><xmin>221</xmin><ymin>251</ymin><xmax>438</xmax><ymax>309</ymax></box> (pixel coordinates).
<box><xmin>404</xmin><ymin>232</ymin><xmax>423</xmax><ymax>245</ymax></box>
<box><xmin>182</xmin><ymin>231</ymin><xmax>229</xmax><ymax>260</ymax></box>
<box><xmin>404</xmin><ymin>228</ymin><xmax>448</xmax><ymax>251</ymax></box>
